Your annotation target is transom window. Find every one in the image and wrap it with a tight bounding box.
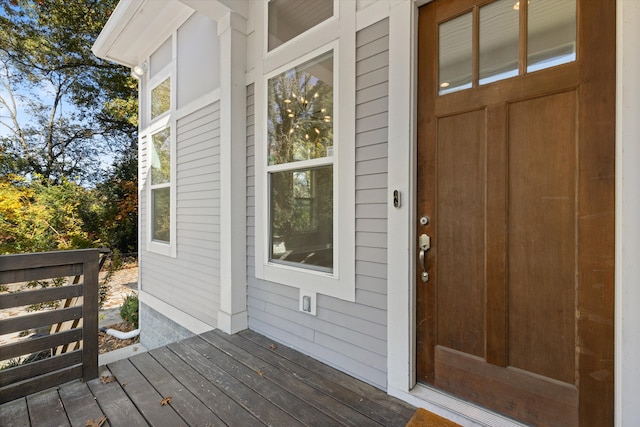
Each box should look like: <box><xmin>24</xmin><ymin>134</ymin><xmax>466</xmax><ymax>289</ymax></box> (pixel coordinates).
<box><xmin>439</xmin><ymin>0</ymin><xmax>576</xmax><ymax>95</ymax></box>
<box><xmin>268</xmin><ymin>0</ymin><xmax>333</xmax><ymax>51</ymax></box>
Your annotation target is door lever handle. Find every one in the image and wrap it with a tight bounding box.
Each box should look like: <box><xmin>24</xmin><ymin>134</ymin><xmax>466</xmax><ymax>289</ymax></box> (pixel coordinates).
<box><xmin>419</xmin><ymin>234</ymin><xmax>431</xmax><ymax>282</ymax></box>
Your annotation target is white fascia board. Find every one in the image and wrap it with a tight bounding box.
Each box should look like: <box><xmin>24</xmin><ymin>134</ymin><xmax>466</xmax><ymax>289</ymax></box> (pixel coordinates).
<box><xmin>92</xmin><ymin>0</ymin><xmax>146</xmax><ymax>66</ymax></box>
<box><xmin>93</xmin><ymin>0</ymin><xmax>194</xmax><ymax>67</ymax></box>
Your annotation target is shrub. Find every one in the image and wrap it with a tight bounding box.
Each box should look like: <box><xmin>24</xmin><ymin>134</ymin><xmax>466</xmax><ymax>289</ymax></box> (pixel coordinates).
<box><xmin>119</xmin><ymin>293</ymin><xmax>139</xmax><ymax>328</ymax></box>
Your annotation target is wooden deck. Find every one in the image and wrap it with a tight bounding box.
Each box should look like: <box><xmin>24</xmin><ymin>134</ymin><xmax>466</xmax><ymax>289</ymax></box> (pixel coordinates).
<box><xmin>0</xmin><ymin>329</ymin><xmax>416</xmax><ymax>426</ymax></box>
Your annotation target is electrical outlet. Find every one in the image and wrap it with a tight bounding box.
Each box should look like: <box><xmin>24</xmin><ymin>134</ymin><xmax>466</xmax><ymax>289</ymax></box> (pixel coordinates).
<box><xmin>299</xmin><ymin>291</ymin><xmax>317</xmax><ymax>315</ymax></box>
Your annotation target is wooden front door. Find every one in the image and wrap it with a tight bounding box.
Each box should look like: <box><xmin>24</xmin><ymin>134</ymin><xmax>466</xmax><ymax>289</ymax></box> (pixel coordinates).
<box><xmin>415</xmin><ymin>1</ymin><xmax>615</xmax><ymax>426</ymax></box>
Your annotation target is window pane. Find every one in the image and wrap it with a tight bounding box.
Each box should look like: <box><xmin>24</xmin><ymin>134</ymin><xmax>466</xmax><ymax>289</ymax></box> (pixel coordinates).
<box><xmin>528</xmin><ymin>0</ymin><xmax>576</xmax><ymax>72</ymax></box>
<box><xmin>152</xmin><ymin>187</ymin><xmax>170</xmax><ymax>242</ymax></box>
<box><xmin>268</xmin><ymin>0</ymin><xmax>333</xmax><ymax>51</ymax></box>
<box><xmin>267</xmin><ymin>51</ymin><xmax>333</xmax><ymax>166</ymax></box>
<box><xmin>270</xmin><ymin>166</ymin><xmax>333</xmax><ymax>271</ymax></box>
<box><xmin>151</xmin><ymin>78</ymin><xmax>170</xmax><ymax>120</ymax></box>
<box><xmin>439</xmin><ymin>12</ymin><xmax>473</xmax><ymax>95</ymax></box>
<box><xmin>151</xmin><ymin>128</ymin><xmax>170</xmax><ymax>185</ymax></box>
<box><xmin>480</xmin><ymin>0</ymin><xmax>519</xmax><ymax>85</ymax></box>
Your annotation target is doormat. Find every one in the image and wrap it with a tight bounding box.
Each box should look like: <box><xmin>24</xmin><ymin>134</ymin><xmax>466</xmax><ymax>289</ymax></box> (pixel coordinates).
<box><xmin>406</xmin><ymin>408</ymin><xmax>462</xmax><ymax>427</ymax></box>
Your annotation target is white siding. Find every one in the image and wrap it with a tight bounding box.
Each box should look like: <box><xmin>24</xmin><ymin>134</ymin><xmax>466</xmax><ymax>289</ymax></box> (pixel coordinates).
<box><xmin>246</xmin><ymin>19</ymin><xmax>390</xmax><ymax>389</ymax></box>
<box><xmin>177</xmin><ymin>13</ymin><xmax>220</xmax><ymax>109</ymax></box>
<box><xmin>140</xmin><ymin>102</ymin><xmax>221</xmax><ymax>327</ymax></box>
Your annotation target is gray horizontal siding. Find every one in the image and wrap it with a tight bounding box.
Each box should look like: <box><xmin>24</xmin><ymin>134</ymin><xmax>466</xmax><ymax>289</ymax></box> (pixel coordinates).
<box><xmin>140</xmin><ymin>102</ymin><xmax>221</xmax><ymax>328</ymax></box>
<box><xmin>246</xmin><ymin>19</ymin><xmax>390</xmax><ymax>390</ymax></box>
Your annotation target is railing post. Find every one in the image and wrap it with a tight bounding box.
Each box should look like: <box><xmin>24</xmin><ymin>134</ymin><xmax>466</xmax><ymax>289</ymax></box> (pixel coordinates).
<box><xmin>81</xmin><ymin>250</ymin><xmax>100</xmax><ymax>381</ymax></box>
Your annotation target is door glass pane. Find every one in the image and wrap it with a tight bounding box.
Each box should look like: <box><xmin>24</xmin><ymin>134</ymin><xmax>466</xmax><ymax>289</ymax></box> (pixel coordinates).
<box><xmin>439</xmin><ymin>12</ymin><xmax>473</xmax><ymax>95</ymax></box>
<box><xmin>267</xmin><ymin>51</ymin><xmax>333</xmax><ymax>166</ymax></box>
<box><xmin>528</xmin><ymin>0</ymin><xmax>576</xmax><ymax>72</ymax></box>
<box><xmin>151</xmin><ymin>78</ymin><xmax>170</xmax><ymax>120</ymax></box>
<box><xmin>151</xmin><ymin>128</ymin><xmax>170</xmax><ymax>185</ymax></box>
<box><xmin>152</xmin><ymin>187</ymin><xmax>170</xmax><ymax>242</ymax></box>
<box><xmin>480</xmin><ymin>0</ymin><xmax>519</xmax><ymax>85</ymax></box>
<box><xmin>270</xmin><ymin>165</ymin><xmax>333</xmax><ymax>271</ymax></box>
<box><xmin>268</xmin><ymin>0</ymin><xmax>333</xmax><ymax>51</ymax></box>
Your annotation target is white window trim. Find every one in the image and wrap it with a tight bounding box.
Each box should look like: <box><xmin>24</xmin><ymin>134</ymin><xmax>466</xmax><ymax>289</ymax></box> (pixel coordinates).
<box><xmin>143</xmin><ymin>37</ymin><xmax>177</xmax><ymax>258</ymax></box>
<box><xmin>254</xmin><ymin>0</ymin><xmax>356</xmax><ymax>302</ymax></box>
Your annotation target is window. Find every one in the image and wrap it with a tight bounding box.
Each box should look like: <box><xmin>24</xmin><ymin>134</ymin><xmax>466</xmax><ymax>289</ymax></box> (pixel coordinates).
<box><xmin>438</xmin><ymin>0</ymin><xmax>577</xmax><ymax>95</ymax></box>
<box><xmin>151</xmin><ymin>78</ymin><xmax>170</xmax><ymax>120</ymax></box>
<box><xmin>144</xmin><ymin>36</ymin><xmax>175</xmax><ymax>257</ymax></box>
<box><xmin>150</xmin><ymin>128</ymin><xmax>171</xmax><ymax>242</ymax></box>
<box><xmin>268</xmin><ymin>0</ymin><xmax>333</xmax><ymax>51</ymax></box>
<box><xmin>267</xmin><ymin>50</ymin><xmax>334</xmax><ymax>271</ymax></box>
<box><xmin>255</xmin><ymin>1</ymin><xmax>356</xmax><ymax>302</ymax></box>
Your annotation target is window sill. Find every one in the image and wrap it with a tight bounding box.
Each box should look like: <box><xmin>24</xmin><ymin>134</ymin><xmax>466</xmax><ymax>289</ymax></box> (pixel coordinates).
<box><xmin>146</xmin><ymin>240</ymin><xmax>176</xmax><ymax>258</ymax></box>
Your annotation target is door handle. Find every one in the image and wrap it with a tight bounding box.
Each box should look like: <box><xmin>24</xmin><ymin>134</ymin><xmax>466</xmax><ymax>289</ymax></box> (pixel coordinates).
<box><xmin>419</xmin><ymin>234</ymin><xmax>431</xmax><ymax>282</ymax></box>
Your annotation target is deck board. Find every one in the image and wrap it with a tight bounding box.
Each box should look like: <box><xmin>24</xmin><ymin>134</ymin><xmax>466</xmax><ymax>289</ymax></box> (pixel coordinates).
<box><xmin>107</xmin><ymin>358</ymin><xmax>185</xmax><ymax>427</ymax></box>
<box><xmin>169</xmin><ymin>337</ymin><xmax>305</xmax><ymax>426</ymax></box>
<box><xmin>0</xmin><ymin>397</ymin><xmax>30</xmax><ymax>427</ymax></box>
<box><xmin>86</xmin><ymin>368</ymin><xmax>147</xmax><ymax>426</ymax></box>
<box><xmin>127</xmin><ymin>351</ymin><xmax>225</xmax><ymax>426</ymax></box>
<box><xmin>0</xmin><ymin>330</ymin><xmax>415</xmax><ymax>426</ymax></box>
<box><xmin>202</xmin><ymin>330</ymin><xmax>383</xmax><ymax>426</ymax></box>
<box><xmin>235</xmin><ymin>329</ymin><xmax>414</xmax><ymax>425</ymax></box>
<box><xmin>58</xmin><ymin>381</ymin><xmax>109</xmax><ymax>427</ymax></box>
<box><xmin>192</xmin><ymin>333</ymin><xmax>347</xmax><ymax>426</ymax></box>
<box><xmin>148</xmin><ymin>345</ymin><xmax>264</xmax><ymax>426</ymax></box>
<box><xmin>26</xmin><ymin>388</ymin><xmax>70</xmax><ymax>427</ymax></box>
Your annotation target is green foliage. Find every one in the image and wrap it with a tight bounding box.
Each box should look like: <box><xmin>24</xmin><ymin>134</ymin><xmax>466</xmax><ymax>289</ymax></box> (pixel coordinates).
<box><xmin>95</xmin><ymin>153</ymin><xmax>138</xmax><ymax>253</ymax></box>
<box><xmin>119</xmin><ymin>293</ymin><xmax>139</xmax><ymax>329</ymax></box>
<box><xmin>0</xmin><ymin>175</ymin><xmax>104</xmax><ymax>253</ymax></box>
<box><xmin>25</xmin><ymin>277</ymin><xmax>66</xmax><ymax>311</ymax></box>
<box><xmin>0</xmin><ymin>0</ymin><xmax>139</xmax><ymax>253</ymax></box>
<box><xmin>0</xmin><ymin>0</ymin><xmax>138</xmax><ymax>184</ymax></box>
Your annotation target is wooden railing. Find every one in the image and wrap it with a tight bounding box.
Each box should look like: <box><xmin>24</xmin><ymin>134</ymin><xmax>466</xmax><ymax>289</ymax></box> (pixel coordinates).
<box><xmin>0</xmin><ymin>249</ymin><xmax>108</xmax><ymax>404</ymax></box>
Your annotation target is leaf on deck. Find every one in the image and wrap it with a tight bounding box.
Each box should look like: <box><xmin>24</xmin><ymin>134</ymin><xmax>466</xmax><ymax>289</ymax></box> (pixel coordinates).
<box><xmin>99</xmin><ymin>375</ymin><xmax>115</xmax><ymax>384</ymax></box>
<box><xmin>161</xmin><ymin>395</ymin><xmax>173</xmax><ymax>406</ymax></box>
<box><xmin>85</xmin><ymin>416</ymin><xmax>107</xmax><ymax>427</ymax></box>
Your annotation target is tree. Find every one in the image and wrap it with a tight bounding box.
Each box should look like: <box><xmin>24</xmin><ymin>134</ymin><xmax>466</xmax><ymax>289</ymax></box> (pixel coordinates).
<box><xmin>0</xmin><ymin>0</ymin><xmax>139</xmax><ymax>254</ymax></box>
<box><xmin>0</xmin><ymin>174</ymin><xmax>101</xmax><ymax>253</ymax></box>
<box><xmin>0</xmin><ymin>0</ymin><xmax>137</xmax><ymax>185</ymax></box>
<box><xmin>95</xmin><ymin>150</ymin><xmax>138</xmax><ymax>253</ymax></box>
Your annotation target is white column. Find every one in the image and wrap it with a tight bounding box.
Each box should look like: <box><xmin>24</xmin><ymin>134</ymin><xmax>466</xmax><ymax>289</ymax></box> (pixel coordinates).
<box><xmin>218</xmin><ymin>11</ymin><xmax>248</xmax><ymax>334</ymax></box>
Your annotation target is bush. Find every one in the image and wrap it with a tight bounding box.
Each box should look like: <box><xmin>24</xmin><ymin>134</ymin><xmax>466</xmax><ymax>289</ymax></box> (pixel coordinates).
<box><xmin>119</xmin><ymin>293</ymin><xmax>139</xmax><ymax>328</ymax></box>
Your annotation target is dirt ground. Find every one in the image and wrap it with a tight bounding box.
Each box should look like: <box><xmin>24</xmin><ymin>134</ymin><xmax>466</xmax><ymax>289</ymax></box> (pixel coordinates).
<box><xmin>100</xmin><ymin>264</ymin><xmax>138</xmax><ymax>310</ymax></box>
<box><xmin>98</xmin><ymin>264</ymin><xmax>140</xmax><ymax>353</ymax></box>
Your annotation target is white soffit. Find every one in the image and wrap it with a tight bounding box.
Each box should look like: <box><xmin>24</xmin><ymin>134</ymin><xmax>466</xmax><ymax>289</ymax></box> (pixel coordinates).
<box><xmin>92</xmin><ymin>0</ymin><xmax>195</xmax><ymax>67</ymax></box>
<box><xmin>179</xmin><ymin>0</ymin><xmax>248</xmax><ymax>21</ymax></box>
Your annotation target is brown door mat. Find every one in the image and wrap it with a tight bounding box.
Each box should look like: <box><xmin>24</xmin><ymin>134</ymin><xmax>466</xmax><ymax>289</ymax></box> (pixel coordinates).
<box><xmin>406</xmin><ymin>408</ymin><xmax>463</xmax><ymax>427</ymax></box>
